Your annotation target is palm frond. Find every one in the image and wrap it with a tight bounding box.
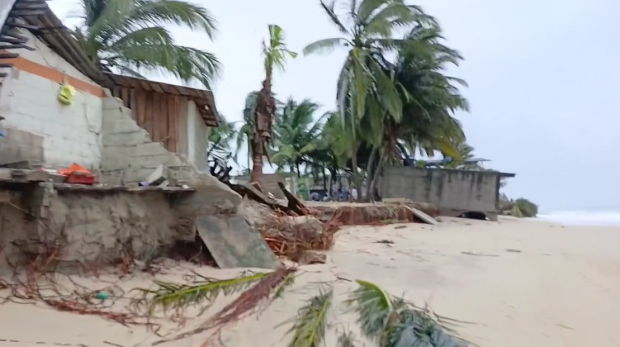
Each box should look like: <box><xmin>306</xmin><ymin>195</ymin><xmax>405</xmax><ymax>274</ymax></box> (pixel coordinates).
<box><xmin>137</xmin><ymin>271</ymin><xmax>271</xmax><ymax>317</ymax></box>
<box><xmin>154</xmin><ymin>268</ymin><xmax>297</xmax><ymax>346</ymax></box>
<box><xmin>285</xmin><ymin>288</ymin><xmax>333</xmax><ymax>347</ymax></box>
<box><xmin>128</xmin><ymin>0</ymin><xmax>217</xmax><ymax>38</ymax></box>
<box><xmin>303</xmin><ymin>37</ymin><xmax>347</xmax><ymax>56</ymax></box>
<box><xmin>348</xmin><ymin>280</ymin><xmax>473</xmax><ymax>347</ymax></box>
<box><xmin>319</xmin><ymin>0</ymin><xmax>349</xmax><ymax>34</ymax></box>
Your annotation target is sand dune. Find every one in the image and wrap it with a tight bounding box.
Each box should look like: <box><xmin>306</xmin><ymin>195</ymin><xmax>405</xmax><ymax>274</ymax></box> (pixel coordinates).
<box><xmin>1</xmin><ymin>217</ymin><xmax>620</xmax><ymax>347</ymax></box>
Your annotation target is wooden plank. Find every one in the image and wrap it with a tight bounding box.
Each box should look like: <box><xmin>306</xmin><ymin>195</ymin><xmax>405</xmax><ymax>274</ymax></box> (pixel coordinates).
<box><xmin>143</xmin><ymin>91</ymin><xmax>153</xmax><ymax>140</ymax></box>
<box><xmin>153</xmin><ymin>93</ymin><xmax>163</xmax><ymax>142</ymax></box>
<box><xmin>129</xmin><ymin>88</ymin><xmax>137</xmax><ymax>120</ymax></box>
<box><xmin>168</xmin><ymin>95</ymin><xmax>177</xmax><ymax>152</ymax></box>
<box><xmin>177</xmin><ymin>96</ymin><xmax>189</xmax><ymax>156</ymax></box>
<box><xmin>136</xmin><ymin>89</ymin><xmax>146</xmax><ymax>128</ymax></box>
<box><xmin>121</xmin><ymin>87</ymin><xmax>130</xmax><ymax>108</ymax></box>
<box><xmin>112</xmin><ymin>86</ymin><xmax>121</xmax><ymax>98</ymax></box>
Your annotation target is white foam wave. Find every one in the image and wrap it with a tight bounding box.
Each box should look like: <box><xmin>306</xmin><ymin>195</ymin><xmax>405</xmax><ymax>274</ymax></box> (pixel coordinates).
<box><xmin>537</xmin><ymin>210</ymin><xmax>620</xmax><ymax>226</ymax></box>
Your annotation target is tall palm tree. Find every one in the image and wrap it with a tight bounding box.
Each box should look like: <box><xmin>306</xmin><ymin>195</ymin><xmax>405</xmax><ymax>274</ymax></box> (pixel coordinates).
<box><xmin>304</xmin><ymin>0</ymin><xmax>435</xmax><ymax>198</ymax></box>
<box><xmin>74</xmin><ymin>0</ymin><xmax>220</xmax><ymax>89</ymax></box>
<box><xmin>271</xmin><ymin>98</ymin><xmax>327</xmax><ymax>177</ymax></box>
<box><xmin>250</xmin><ymin>25</ymin><xmax>297</xmax><ymax>186</ymax></box>
<box><xmin>353</xmin><ymin>24</ymin><xmax>469</xmax><ymax>200</ymax></box>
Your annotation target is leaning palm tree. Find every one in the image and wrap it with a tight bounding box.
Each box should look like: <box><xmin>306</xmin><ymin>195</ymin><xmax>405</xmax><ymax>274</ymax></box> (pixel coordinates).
<box><xmin>271</xmin><ymin>98</ymin><xmax>327</xmax><ymax>177</ymax></box>
<box><xmin>304</xmin><ymin>0</ymin><xmax>435</xmax><ymax>199</ymax></box>
<box><xmin>73</xmin><ymin>0</ymin><xmax>220</xmax><ymax>89</ymax></box>
<box><xmin>250</xmin><ymin>25</ymin><xmax>297</xmax><ymax>186</ymax></box>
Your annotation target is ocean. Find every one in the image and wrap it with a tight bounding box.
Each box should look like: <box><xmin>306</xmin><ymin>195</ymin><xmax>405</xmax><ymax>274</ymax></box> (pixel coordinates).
<box><xmin>537</xmin><ymin>210</ymin><xmax>620</xmax><ymax>226</ymax></box>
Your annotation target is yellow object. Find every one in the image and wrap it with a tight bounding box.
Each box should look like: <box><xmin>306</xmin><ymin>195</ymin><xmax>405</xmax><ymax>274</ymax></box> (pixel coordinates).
<box><xmin>58</xmin><ymin>83</ymin><xmax>75</xmax><ymax>105</ymax></box>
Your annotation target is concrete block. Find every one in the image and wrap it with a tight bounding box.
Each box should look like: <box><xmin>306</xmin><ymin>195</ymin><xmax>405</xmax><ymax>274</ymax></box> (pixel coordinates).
<box><xmin>136</xmin><ymin>142</ymin><xmax>169</xmax><ymax>157</ymax></box>
<box><xmin>136</xmin><ymin>153</ymin><xmax>177</xmax><ymax>169</ymax></box>
<box><xmin>103</xmin><ymin>132</ymin><xmax>151</xmax><ymax>147</ymax></box>
<box><xmin>102</xmin><ymin>119</ymin><xmax>140</xmax><ymax>134</ymax></box>
<box><xmin>101</xmin><ymin>145</ymin><xmax>137</xmax><ymax>159</ymax></box>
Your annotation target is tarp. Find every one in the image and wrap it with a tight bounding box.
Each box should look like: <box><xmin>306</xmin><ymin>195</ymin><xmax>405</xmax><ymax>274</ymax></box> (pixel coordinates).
<box><xmin>195</xmin><ymin>215</ymin><xmax>281</xmax><ymax>269</ymax></box>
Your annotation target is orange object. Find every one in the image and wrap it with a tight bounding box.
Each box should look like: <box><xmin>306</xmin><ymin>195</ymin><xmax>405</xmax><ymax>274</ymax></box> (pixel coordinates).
<box><xmin>59</xmin><ymin>163</ymin><xmax>96</xmax><ymax>185</ymax></box>
<box><xmin>58</xmin><ymin>163</ymin><xmax>91</xmax><ymax>176</ymax></box>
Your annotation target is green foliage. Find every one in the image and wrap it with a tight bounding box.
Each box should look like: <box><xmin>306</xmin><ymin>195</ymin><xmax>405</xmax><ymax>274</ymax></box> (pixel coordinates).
<box><xmin>136</xmin><ymin>271</ymin><xmax>271</xmax><ymax>317</ymax></box>
<box><xmin>75</xmin><ymin>0</ymin><xmax>219</xmax><ymax>89</ymax></box>
<box><xmin>285</xmin><ymin>288</ymin><xmax>333</xmax><ymax>347</ymax></box>
<box><xmin>264</xmin><ymin>25</ymin><xmax>298</xmax><ymax>74</ymax></box>
<box><xmin>271</xmin><ymin>98</ymin><xmax>328</xmax><ymax>176</ymax></box>
<box><xmin>515</xmin><ymin>198</ymin><xmax>538</xmax><ymax>217</ymax></box>
<box><xmin>347</xmin><ymin>280</ymin><xmax>471</xmax><ymax>347</ymax></box>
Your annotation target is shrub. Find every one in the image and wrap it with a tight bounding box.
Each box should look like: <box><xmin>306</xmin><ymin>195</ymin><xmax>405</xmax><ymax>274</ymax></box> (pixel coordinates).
<box><xmin>515</xmin><ymin>198</ymin><xmax>538</xmax><ymax>217</ymax></box>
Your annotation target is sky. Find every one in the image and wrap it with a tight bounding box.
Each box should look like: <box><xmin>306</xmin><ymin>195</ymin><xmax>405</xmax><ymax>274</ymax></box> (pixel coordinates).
<box><xmin>49</xmin><ymin>0</ymin><xmax>620</xmax><ymax>213</ymax></box>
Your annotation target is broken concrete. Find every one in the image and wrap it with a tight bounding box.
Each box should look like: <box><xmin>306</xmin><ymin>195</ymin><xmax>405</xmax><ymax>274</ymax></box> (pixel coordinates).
<box><xmin>195</xmin><ymin>215</ymin><xmax>280</xmax><ymax>269</ymax></box>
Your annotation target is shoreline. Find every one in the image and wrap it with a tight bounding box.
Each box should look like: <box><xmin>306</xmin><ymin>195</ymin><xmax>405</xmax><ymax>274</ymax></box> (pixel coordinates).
<box><xmin>1</xmin><ymin>217</ymin><xmax>619</xmax><ymax>346</ymax></box>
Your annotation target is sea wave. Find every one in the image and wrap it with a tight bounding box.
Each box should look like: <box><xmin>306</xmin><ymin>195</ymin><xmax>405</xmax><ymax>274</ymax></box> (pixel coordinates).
<box><xmin>537</xmin><ymin>210</ymin><xmax>620</xmax><ymax>226</ymax></box>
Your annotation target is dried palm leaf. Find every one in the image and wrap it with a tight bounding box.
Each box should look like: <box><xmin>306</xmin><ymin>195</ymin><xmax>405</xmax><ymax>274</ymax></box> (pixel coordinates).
<box><xmin>285</xmin><ymin>288</ymin><xmax>332</xmax><ymax>347</ymax></box>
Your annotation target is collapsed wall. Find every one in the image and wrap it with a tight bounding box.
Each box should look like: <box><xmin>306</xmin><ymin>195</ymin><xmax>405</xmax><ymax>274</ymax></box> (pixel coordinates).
<box><xmin>0</xmin><ymin>93</ymin><xmax>243</xmax><ymax>270</ymax></box>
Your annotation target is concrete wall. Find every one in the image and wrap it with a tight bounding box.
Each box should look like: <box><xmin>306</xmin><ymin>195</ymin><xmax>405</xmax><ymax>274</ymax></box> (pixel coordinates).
<box><xmin>0</xmin><ymin>31</ymin><xmax>103</xmax><ymax>169</ymax></box>
<box><xmin>99</xmin><ymin>94</ymin><xmax>193</xmax><ymax>184</ymax></box>
<box><xmin>381</xmin><ymin>167</ymin><xmax>501</xmax><ymax>216</ymax></box>
<box><xmin>186</xmin><ymin>100</ymin><xmax>209</xmax><ymax>172</ymax></box>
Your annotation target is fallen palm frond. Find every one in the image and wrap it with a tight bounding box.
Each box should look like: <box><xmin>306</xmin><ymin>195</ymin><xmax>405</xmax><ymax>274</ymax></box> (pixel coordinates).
<box><xmin>285</xmin><ymin>288</ymin><xmax>332</xmax><ymax>347</ymax></box>
<box><xmin>347</xmin><ymin>280</ymin><xmax>472</xmax><ymax>347</ymax></box>
<box><xmin>135</xmin><ymin>271</ymin><xmax>271</xmax><ymax>317</ymax></box>
<box><xmin>153</xmin><ymin>267</ymin><xmax>297</xmax><ymax>346</ymax></box>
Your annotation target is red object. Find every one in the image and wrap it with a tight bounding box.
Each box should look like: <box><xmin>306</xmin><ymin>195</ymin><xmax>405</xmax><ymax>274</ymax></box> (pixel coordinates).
<box><xmin>66</xmin><ymin>171</ymin><xmax>96</xmax><ymax>185</ymax></box>
<box><xmin>59</xmin><ymin>163</ymin><xmax>96</xmax><ymax>185</ymax></box>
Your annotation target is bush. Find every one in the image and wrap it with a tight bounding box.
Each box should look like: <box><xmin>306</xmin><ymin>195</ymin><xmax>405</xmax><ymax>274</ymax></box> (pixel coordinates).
<box><xmin>515</xmin><ymin>198</ymin><xmax>538</xmax><ymax>217</ymax></box>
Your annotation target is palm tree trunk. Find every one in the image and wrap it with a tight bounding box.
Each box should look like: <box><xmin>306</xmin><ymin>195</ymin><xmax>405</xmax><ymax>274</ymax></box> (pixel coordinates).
<box><xmin>351</xmin><ymin>142</ymin><xmax>361</xmax><ymax>202</ymax></box>
<box><xmin>296</xmin><ymin>162</ymin><xmax>301</xmax><ymax>178</ymax></box>
<box><xmin>368</xmin><ymin>147</ymin><xmax>386</xmax><ymax>202</ymax></box>
<box><xmin>249</xmin><ymin>134</ymin><xmax>263</xmax><ymax>186</ymax></box>
<box><xmin>364</xmin><ymin>146</ymin><xmax>377</xmax><ymax>202</ymax></box>
<box><xmin>322</xmin><ymin>167</ymin><xmax>327</xmax><ymax>190</ymax></box>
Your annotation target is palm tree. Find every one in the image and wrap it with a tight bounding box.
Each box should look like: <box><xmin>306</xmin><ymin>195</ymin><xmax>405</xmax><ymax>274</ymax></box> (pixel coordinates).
<box><xmin>73</xmin><ymin>0</ymin><xmax>220</xmax><ymax>89</ymax></box>
<box><xmin>250</xmin><ymin>25</ymin><xmax>297</xmax><ymax>186</ymax></box>
<box><xmin>304</xmin><ymin>0</ymin><xmax>436</xmax><ymax>199</ymax></box>
<box><xmin>271</xmin><ymin>98</ymin><xmax>327</xmax><ymax>178</ymax></box>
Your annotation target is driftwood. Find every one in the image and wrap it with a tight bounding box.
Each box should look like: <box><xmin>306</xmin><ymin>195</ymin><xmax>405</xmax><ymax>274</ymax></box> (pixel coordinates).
<box><xmin>277</xmin><ymin>182</ymin><xmax>307</xmax><ymax>216</ymax></box>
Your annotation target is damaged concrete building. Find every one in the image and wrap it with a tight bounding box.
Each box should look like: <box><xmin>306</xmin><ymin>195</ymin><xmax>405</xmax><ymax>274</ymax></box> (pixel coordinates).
<box><xmin>0</xmin><ymin>2</ymin><xmax>245</xmax><ymax>269</ymax></box>
<box><xmin>380</xmin><ymin>166</ymin><xmax>515</xmax><ymax>221</ymax></box>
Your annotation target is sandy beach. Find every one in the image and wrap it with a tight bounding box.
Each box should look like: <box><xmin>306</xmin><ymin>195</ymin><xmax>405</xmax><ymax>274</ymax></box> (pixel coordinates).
<box><xmin>1</xmin><ymin>217</ymin><xmax>620</xmax><ymax>347</ymax></box>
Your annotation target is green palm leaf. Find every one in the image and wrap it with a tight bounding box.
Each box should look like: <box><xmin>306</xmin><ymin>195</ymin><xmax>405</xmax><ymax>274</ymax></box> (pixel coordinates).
<box><xmin>137</xmin><ymin>271</ymin><xmax>271</xmax><ymax>317</ymax></box>
<box><xmin>285</xmin><ymin>289</ymin><xmax>333</xmax><ymax>347</ymax></box>
<box><xmin>303</xmin><ymin>38</ymin><xmax>348</xmax><ymax>56</ymax></box>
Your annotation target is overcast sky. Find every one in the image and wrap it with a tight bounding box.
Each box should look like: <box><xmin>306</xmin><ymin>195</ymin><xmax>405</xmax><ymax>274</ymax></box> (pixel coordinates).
<box><xmin>50</xmin><ymin>0</ymin><xmax>620</xmax><ymax>213</ymax></box>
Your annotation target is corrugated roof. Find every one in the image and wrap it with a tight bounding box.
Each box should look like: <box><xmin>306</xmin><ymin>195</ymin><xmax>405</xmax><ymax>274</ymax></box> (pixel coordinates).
<box><xmin>105</xmin><ymin>73</ymin><xmax>219</xmax><ymax>127</ymax></box>
<box><xmin>20</xmin><ymin>5</ymin><xmax>218</xmax><ymax>127</ymax></box>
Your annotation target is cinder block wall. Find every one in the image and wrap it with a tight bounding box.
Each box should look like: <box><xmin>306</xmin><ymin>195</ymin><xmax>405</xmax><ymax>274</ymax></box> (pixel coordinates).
<box><xmin>99</xmin><ymin>94</ymin><xmax>193</xmax><ymax>184</ymax></box>
<box><xmin>0</xmin><ymin>31</ymin><xmax>103</xmax><ymax>169</ymax></box>
<box><xmin>381</xmin><ymin>167</ymin><xmax>500</xmax><ymax>214</ymax></box>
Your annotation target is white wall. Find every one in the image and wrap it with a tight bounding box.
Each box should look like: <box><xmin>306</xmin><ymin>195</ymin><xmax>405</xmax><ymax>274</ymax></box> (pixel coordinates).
<box><xmin>186</xmin><ymin>101</ymin><xmax>209</xmax><ymax>172</ymax></box>
<box><xmin>0</xmin><ymin>33</ymin><xmax>103</xmax><ymax>169</ymax></box>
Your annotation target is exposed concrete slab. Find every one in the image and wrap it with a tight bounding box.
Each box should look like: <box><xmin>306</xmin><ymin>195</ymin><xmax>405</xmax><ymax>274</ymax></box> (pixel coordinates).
<box><xmin>195</xmin><ymin>215</ymin><xmax>280</xmax><ymax>269</ymax></box>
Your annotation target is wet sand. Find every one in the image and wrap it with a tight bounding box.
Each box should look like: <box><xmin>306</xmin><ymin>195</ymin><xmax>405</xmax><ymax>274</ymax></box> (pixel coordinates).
<box><xmin>1</xmin><ymin>217</ymin><xmax>620</xmax><ymax>346</ymax></box>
